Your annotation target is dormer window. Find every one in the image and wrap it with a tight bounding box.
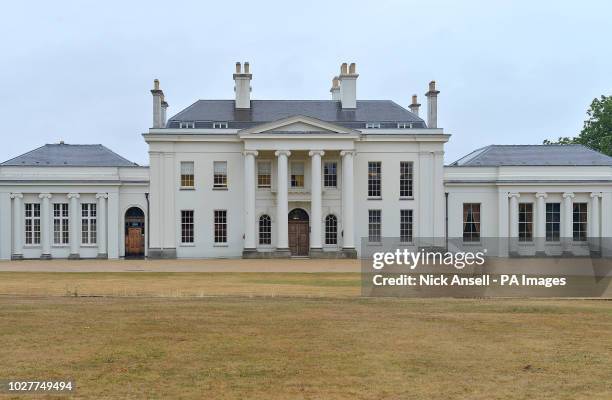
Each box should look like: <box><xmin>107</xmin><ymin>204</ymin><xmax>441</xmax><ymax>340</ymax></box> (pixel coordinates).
<box><xmin>397</xmin><ymin>122</ymin><xmax>413</xmax><ymax>129</ymax></box>
<box><xmin>365</xmin><ymin>122</ymin><xmax>381</xmax><ymax>129</ymax></box>
<box><xmin>179</xmin><ymin>121</ymin><xmax>195</xmax><ymax>129</ymax></box>
<box><xmin>213</xmin><ymin>122</ymin><xmax>229</xmax><ymax>129</ymax></box>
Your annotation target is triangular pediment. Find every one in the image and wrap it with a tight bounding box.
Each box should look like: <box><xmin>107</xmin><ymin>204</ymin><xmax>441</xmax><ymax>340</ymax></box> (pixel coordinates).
<box><xmin>239</xmin><ymin>115</ymin><xmax>358</xmax><ymax>135</ymax></box>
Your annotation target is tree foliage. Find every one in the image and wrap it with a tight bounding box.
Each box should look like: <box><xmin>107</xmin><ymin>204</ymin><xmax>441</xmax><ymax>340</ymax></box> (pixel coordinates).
<box><xmin>543</xmin><ymin>95</ymin><xmax>612</xmax><ymax>156</ymax></box>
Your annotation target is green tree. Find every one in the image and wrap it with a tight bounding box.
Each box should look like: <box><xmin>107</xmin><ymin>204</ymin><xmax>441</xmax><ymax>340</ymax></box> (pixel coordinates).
<box><xmin>543</xmin><ymin>95</ymin><xmax>612</xmax><ymax>156</ymax></box>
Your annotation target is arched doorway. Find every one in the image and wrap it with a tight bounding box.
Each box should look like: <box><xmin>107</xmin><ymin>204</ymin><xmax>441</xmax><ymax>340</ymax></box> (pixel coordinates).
<box><xmin>288</xmin><ymin>208</ymin><xmax>309</xmax><ymax>256</ymax></box>
<box><xmin>125</xmin><ymin>207</ymin><xmax>145</xmax><ymax>258</ymax></box>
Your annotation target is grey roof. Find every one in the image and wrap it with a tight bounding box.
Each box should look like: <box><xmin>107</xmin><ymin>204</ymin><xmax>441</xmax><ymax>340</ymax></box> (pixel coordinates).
<box><xmin>166</xmin><ymin>100</ymin><xmax>426</xmax><ymax>129</ymax></box>
<box><xmin>449</xmin><ymin>145</ymin><xmax>612</xmax><ymax>167</ymax></box>
<box><xmin>1</xmin><ymin>144</ymin><xmax>139</xmax><ymax>167</ymax></box>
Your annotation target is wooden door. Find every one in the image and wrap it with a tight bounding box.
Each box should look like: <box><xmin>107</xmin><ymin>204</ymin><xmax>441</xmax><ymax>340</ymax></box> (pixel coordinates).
<box><xmin>126</xmin><ymin>227</ymin><xmax>144</xmax><ymax>256</ymax></box>
<box><xmin>289</xmin><ymin>221</ymin><xmax>309</xmax><ymax>256</ymax></box>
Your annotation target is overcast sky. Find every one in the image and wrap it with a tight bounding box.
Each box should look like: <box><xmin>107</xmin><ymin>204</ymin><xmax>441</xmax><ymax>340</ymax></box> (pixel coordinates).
<box><xmin>1</xmin><ymin>0</ymin><xmax>610</xmax><ymax>165</ymax></box>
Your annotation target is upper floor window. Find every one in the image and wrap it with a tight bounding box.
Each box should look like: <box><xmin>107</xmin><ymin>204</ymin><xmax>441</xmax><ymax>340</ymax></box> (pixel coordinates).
<box><xmin>397</xmin><ymin>122</ymin><xmax>413</xmax><ymax>129</ymax></box>
<box><xmin>179</xmin><ymin>121</ymin><xmax>195</xmax><ymax>129</ymax></box>
<box><xmin>399</xmin><ymin>161</ymin><xmax>413</xmax><ymax>198</ymax></box>
<box><xmin>573</xmin><ymin>203</ymin><xmax>588</xmax><ymax>242</ymax></box>
<box><xmin>213</xmin><ymin>122</ymin><xmax>228</xmax><ymax>129</ymax></box>
<box><xmin>24</xmin><ymin>203</ymin><xmax>41</xmax><ymax>245</ymax></box>
<box><xmin>291</xmin><ymin>162</ymin><xmax>304</xmax><ymax>188</ymax></box>
<box><xmin>81</xmin><ymin>203</ymin><xmax>97</xmax><ymax>245</ymax></box>
<box><xmin>257</xmin><ymin>161</ymin><xmax>272</xmax><ymax>188</ymax></box>
<box><xmin>213</xmin><ymin>161</ymin><xmax>227</xmax><ymax>189</ymax></box>
<box><xmin>546</xmin><ymin>203</ymin><xmax>560</xmax><ymax>242</ymax></box>
<box><xmin>323</xmin><ymin>162</ymin><xmax>337</xmax><ymax>188</ymax></box>
<box><xmin>368</xmin><ymin>161</ymin><xmax>382</xmax><ymax>198</ymax></box>
<box><xmin>181</xmin><ymin>210</ymin><xmax>194</xmax><ymax>244</ymax></box>
<box><xmin>53</xmin><ymin>203</ymin><xmax>69</xmax><ymax>245</ymax></box>
<box><xmin>180</xmin><ymin>161</ymin><xmax>195</xmax><ymax>188</ymax></box>
<box><xmin>365</xmin><ymin>122</ymin><xmax>381</xmax><ymax>129</ymax></box>
<box><xmin>463</xmin><ymin>203</ymin><xmax>480</xmax><ymax>242</ymax></box>
<box><xmin>518</xmin><ymin>203</ymin><xmax>533</xmax><ymax>242</ymax></box>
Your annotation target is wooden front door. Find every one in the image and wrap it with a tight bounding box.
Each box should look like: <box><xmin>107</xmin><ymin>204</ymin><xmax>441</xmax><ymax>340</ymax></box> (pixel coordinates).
<box><xmin>288</xmin><ymin>221</ymin><xmax>309</xmax><ymax>256</ymax></box>
<box><xmin>126</xmin><ymin>227</ymin><xmax>144</xmax><ymax>256</ymax></box>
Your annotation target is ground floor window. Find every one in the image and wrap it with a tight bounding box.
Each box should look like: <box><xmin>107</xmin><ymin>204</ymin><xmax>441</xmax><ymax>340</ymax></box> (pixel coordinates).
<box><xmin>573</xmin><ymin>203</ymin><xmax>587</xmax><ymax>242</ymax></box>
<box><xmin>81</xmin><ymin>203</ymin><xmax>97</xmax><ymax>245</ymax></box>
<box><xmin>545</xmin><ymin>203</ymin><xmax>560</xmax><ymax>242</ymax></box>
<box><xmin>181</xmin><ymin>210</ymin><xmax>194</xmax><ymax>244</ymax></box>
<box><xmin>54</xmin><ymin>203</ymin><xmax>69</xmax><ymax>245</ymax></box>
<box><xmin>400</xmin><ymin>209</ymin><xmax>413</xmax><ymax>243</ymax></box>
<box><xmin>214</xmin><ymin>210</ymin><xmax>227</xmax><ymax>244</ymax></box>
<box><xmin>325</xmin><ymin>215</ymin><xmax>337</xmax><ymax>245</ymax></box>
<box><xmin>24</xmin><ymin>203</ymin><xmax>41</xmax><ymax>245</ymax></box>
<box><xmin>259</xmin><ymin>214</ymin><xmax>271</xmax><ymax>245</ymax></box>
<box><xmin>368</xmin><ymin>209</ymin><xmax>381</xmax><ymax>243</ymax></box>
<box><xmin>518</xmin><ymin>203</ymin><xmax>533</xmax><ymax>242</ymax></box>
<box><xmin>463</xmin><ymin>203</ymin><xmax>480</xmax><ymax>242</ymax></box>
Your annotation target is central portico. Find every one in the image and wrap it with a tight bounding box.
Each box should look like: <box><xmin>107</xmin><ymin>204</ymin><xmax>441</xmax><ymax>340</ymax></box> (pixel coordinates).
<box><xmin>240</xmin><ymin>115</ymin><xmax>359</xmax><ymax>258</ymax></box>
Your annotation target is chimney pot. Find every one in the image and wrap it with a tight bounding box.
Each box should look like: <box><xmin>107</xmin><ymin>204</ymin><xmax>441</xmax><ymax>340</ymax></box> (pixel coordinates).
<box><xmin>153</xmin><ymin>79</ymin><xmax>160</xmax><ymax>90</ymax></box>
<box><xmin>409</xmin><ymin>94</ymin><xmax>421</xmax><ymax>117</ymax></box>
<box><xmin>235</xmin><ymin>62</ymin><xmax>241</xmax><ymax>74</ymax></box>
<box><xmin>244</xmin><ymin>62</ymin><xmax>250</xmax><ymax>74</ymax></box>
<box><xmin>349</xmin><ymin>63</ymin><xmax>356</xmax><ymax>74</ymax></box>
<box><xmin>340</xmin><ymin>62</ymin><xmax>348</xmax><ymax>75</ymax></box>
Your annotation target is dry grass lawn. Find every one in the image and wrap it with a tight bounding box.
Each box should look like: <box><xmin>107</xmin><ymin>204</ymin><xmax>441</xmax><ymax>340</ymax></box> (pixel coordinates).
<box><xmin>0</xmin><ymin>273</ymin><xmax>611</xmax><ymax>399</ymax></box>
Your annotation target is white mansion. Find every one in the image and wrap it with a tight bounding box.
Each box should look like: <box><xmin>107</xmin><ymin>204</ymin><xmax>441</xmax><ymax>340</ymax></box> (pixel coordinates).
<box><xmin>1</xmin><ymin>62</ymin><xmax>611</xmax><ymax>260</ymax></box>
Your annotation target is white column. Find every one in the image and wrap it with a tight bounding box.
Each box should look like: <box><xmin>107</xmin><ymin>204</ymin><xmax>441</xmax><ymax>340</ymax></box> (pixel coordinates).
<box><xmin>275</xmin><ymin>150</ymin><xmax>291</xmax><ymax>251</ymax></box>
<box><xmin>341</xmin><ymin>150</ymin><xmax>355</xmax><ymax>250</ymax></box>
<box><xmin>96</xmin><ymin>193</ymin><xmax>108</xmax><ymax>258</ymax></box>
<box><xmin>39</xmin><ymin>193</ymin><xmax>52</xmax><ymax>259</ymax></box>
<box><xmin>10</xmin><ymin>193</ymin><xmax>23</xmax><ymax>259</ymax></box>
<box><xmin>590</xmin><ymin>192</ymin><xmax>601</xmax><ymax>238</ymax></box>
<box><xmin>508</xmin><ymin>193</ymin><xmax>520</xmax><ymax>239</ymax></box>
<box><xmin>67</xmin><ymin>193</ymin><xmax>80</xmax><ymax>259</ymax></box>
<box><xmin>243</xmin><ymin>150</ymin><xmax>258</xmax><ymax>251</ymax></box>
<box><xmin>562</xmin><ymin>192</ymin><xmax>574</xmax><ymax>239</ymax></box>
<box><xmin>309</xmin><ymin>150</ymin><xmax>325</xmax><ymax>250</ymax></box>
<box><xmin>535</xmin><ymin>192</ymin><xmax>547</xmax><ymax>254</ymax></box>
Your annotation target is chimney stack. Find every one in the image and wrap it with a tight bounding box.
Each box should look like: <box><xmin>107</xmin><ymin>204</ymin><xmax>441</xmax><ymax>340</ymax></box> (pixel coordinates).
<box><xmin>425</xmin><ymin>81</ymin><xmax>440</xmax><ymax>128</ymax></box>
<box><xmin>338</xmin><ymin>62</ymin><xmax>358</xmax><ymax>109</ymax></box>
<box><xmin>151</xmin><ymin>79</ymin><xmax>165</xmax><ymax>128</ymax></box>
<box><xmin>233</xmin><ymin>61</ymin><xmax>252</xmax><ymax>109</ymax></box>
<box><xmin>409</xmin><ymin>94</ymin><xmax>421</xmax><ymax>117</ymax></box>
<box><xmin>330</xmin><ymin>76</ymin><xmax>340</xmax><ymax>100</ymax></box>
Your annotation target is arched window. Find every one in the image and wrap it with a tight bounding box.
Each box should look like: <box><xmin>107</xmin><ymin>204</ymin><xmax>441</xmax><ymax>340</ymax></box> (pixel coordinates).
<box><xmin>325</xmin><ymin>215</ymin><xmax>337</xmax><ymax>245</ymax></box>
<box><xmin>259</xmin><ymin>215</ymin><xmax>272</xmax><ymax>245</ymax></box>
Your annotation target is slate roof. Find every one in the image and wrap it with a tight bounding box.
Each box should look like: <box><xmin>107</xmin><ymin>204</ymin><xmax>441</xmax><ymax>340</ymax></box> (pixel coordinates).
<box><xmin>166</xmin><ymin>100</ymin><xmax>426</xmax><ymax>129</ymax></box>
<box><xmin>449</xmin><ymin>145</ymin><xmax>612</xmax><ymax>167</ymax></box>
<box><xmin>1</xmin><ymin>144</ymin><xmax>139</xmax><ymax>167</ymax></box>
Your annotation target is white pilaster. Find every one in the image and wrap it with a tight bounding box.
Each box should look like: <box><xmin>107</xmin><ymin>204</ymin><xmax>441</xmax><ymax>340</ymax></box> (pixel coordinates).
<box><xmin>107</xmin><ymin>191</ymin><xmax>119</xmax><ymax>259</ymax></box>
<box><xmin>590</xmin><ymin>192</ymin><xmax>601</xmax><ymax>238</ymax></box>
<box><xmin>535</xmin><ymin>192</ymin><xmax>547</xmax><ymax>254</ymax></box>
<box><xmin>243</xmin><ymin>150</ymin><xmax>258</xmax><ymax>250</ymax></box>
<box><xmin>275</xmin><ymin>150</ymin><xmax>291</xmax><ymax>250</ymax></box>
<box><xmin>341</xmin><ymin>150</ymin><xmax>355</xmax><ymax>250</ymax></box>
<box><xmin>309</xmin><ymin>150</ymin><xmax>325</xmax><ymax>250</ymax></box>
<box><xmin>562</xmin><ymin>192</ymin><xmax>574</xmax><ymax>239</ymax></box>
<box><xmin>96</xmin><ymin>193</ymin><xmax>108</xmax><ymax>258</ymax></box>
<box><xmin>10</xmin><ymin>193</ymin><xmax>23</xmax><ymax>259</ymax></box>
<box><xmin>67</xmin><ymin>193</ymin><xmax>80</xmax><ymax>259</ymax></box>
<box><xmin>508</xmin><ymin>193</ymin><xmax>520</xmax><ymax>238</ymax></box>
<box><xmin>39</xmin><ymin>193</ymin><xmax>52</xmax><ymax>259</ymax></box>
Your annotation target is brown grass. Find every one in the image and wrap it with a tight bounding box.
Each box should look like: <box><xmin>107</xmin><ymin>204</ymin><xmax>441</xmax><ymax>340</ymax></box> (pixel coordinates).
<box><xmin>0</xmin><ymin>273</ymin><xmax>611</xmax><ymax>399</ymax></box>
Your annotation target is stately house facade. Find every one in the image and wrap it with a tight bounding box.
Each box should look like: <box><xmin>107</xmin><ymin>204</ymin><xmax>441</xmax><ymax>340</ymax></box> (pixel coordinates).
<box><xmin>1</xmin><ymin>62</ymin><xmax>611</xmax><ymax>260</ymax></box>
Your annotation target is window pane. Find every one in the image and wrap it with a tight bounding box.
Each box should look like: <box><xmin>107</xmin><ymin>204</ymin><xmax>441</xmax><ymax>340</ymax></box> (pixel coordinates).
<box><xmin>181</xmin><ymin>210</ymin><xmax>194</xmax><ymax>243</ymax></box>
<box><xmin>572</xmin><ymin>203</ymin><xmax>587</xmax><ymax>242</ymax></box>
<box><xmin>214</xmin><ymin>210</ymin><xmax>227</xmax><ymax>243</ymax></box>
<box><xmin>324</xmin><ymin>162</ymin><xmax>337</xmax><ymax>188</ymax></box>
<box><xmin>259</xmin><ymin>214</ymin><xmax>272</xmax><ymax>245</ymax></box>
<box><xmin>463</xmin><ymin>203</ymin><xmax>480</xmax><ymax>242</ymax></box>
<box><xmin>368</xmin><ymin>209</ymin><xmax>381</xmax><ymax>242</ymax></box>
<box><xmin>545</xmin><ymin>203</ymin><xmax>560</xmax><ymax>242</ymax></box>
<box><xmin>258</xmin><ymin>161</ymin><xmax>272</xmax><ymax>188</ymax></box>
<box><xmin>400</xmin><ymin>162</ymin><xmax>413</xmax><ymax>198</ymax></box>
<box><xmin>518</xmin><ymin>203</ymin><xmax>533</xmax><ymax>242</ymax></box>
<box><xmin>291</xmin><ymin>162</ymin><xmax>304</xmax><ymax>188</ymax></box>
<box><xmin>400</xmin><ymin>209</ymin><xmax>413</xmax><ymax>243</ymax></box>
<box><xmin>325</xmin><ymin>215</ymin><xmax>337</xmax><ymax>245</ymax></box>
<box><xmin>181</xmin><ymin>161</ymin><xmax>195</xmax><ymax>188</ymax></box>
<box><xmin>368</xmin><ymin>162</ymin><xmax>381</xmax><ymax>197</ymax></box>
<box><xmin>213</xmin><ymin>162</ymin><xmax>227</xmax><ymax>188</ymax></box>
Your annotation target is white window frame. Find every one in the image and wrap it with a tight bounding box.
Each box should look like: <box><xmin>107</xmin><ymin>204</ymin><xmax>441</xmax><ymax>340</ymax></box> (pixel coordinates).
<box><xmin>181</xmin><ymin>210</ymin><xmax>194</xmax><ymax>244</ymax></box>
<box><xmin>290</xmin><ymin>161</ymin><xmax>305</xmax><ymax>188</ymax></box>
<box><xmin>53</xmin><ymin>203</ymin><xmax>69</xmax><ymax>245</ymax></box>
<box><xmin>81</xmin><ymin>203</ymin><xmax>97</xmax><ymax>245</ymax></box>
<box><xmin>179</xmin><ymin>121</ymin><xmax>195</xmax><ymax>129</ymax></box>
<box><xmin>400</xmin><ymin>209</ymin><xmax>413</xmax><ymax>244</ymax></box>
<box><xmin>24</xmin><ymin>203</ymin><xmax>41</xmax><ymax>246</ymax></box>
<box><xmin>257</xmin><ymin>161</ymin><xmax>272</xmax><ymax>189</ymax></box>
<box><xmin>368</xmin><ymin>161</ymin><xmax>382</xmax><ymax>198</ymax></box>
<box><xmin>325</xmin><ymin>214</ymin><xmax>338</xmax><ymax>245</ymax></box>
<box><xmin>397</xmin><ymin>122</ymin><xmax>413</xmax><ymax>129</ymax></box>
<box><xmin>399</xmin><ymin>161</ymin><xmax>414</xmax><ymax>199</ymax></box>
<box><xmin>258</xmin><ymin>214</ymin><xmax>272</xmax><ymax>246</ymax></box>
<box><xmin>212</xmin><ymin>122</ymin><xmax>229</xmax><ymax>129</ymax></box>
<box><xmin>214</xmin><ymin>210</ymin><xmax>228</xmax><ymax>245</ymax></box>
<box><xmin>366</xmin><ymin>122</ymin><xmax>381</xmax><ymax>129</ymax></box>
<box><xmin>180</xmin><ymin>161</ymin><xmax>195</xmax><ymax>189</ymax></box>
<box><xmin>368</xmin><ymin>209</ymin><xmax>382</xmax><ymax>243</ymax></box>
<box><xmin>323</xmin><ymin>161</ymin><xmax>338</xmax><ymax>189</ymax></box>
<box><xmin>213</xmin><ymin>161</ymin><xmax>228</xmax><ymax>189</ymax></box>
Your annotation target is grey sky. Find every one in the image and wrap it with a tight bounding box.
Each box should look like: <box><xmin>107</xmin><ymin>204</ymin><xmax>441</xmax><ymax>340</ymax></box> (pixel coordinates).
<box><xmin>1</xmin><ymin>0</ymin><xmax>610</xmax><ymax>165</ymax></box>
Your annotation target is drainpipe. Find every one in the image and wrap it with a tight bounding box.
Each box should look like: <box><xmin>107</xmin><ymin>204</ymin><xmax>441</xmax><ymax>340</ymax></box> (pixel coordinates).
<box><xmin>445</xmin><ymin>192</ymin><xmax>449</xmax><ymax>251</ymax></box>
<box><xmin>145</xmin><ymin>192</ymin><xmax>150</xmax><ymax>257</ymax></box>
